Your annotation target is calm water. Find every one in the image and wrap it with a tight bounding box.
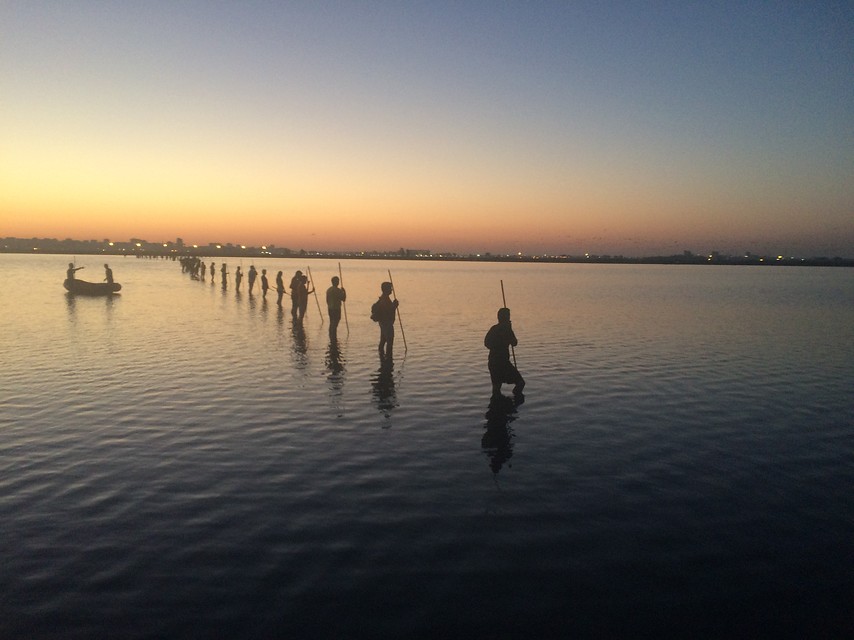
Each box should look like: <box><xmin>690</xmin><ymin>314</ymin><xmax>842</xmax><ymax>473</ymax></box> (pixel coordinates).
<box><xmin>1</xmin><ymin>254</ymin><xmax>852</xmax><ymax>638</ymax></box>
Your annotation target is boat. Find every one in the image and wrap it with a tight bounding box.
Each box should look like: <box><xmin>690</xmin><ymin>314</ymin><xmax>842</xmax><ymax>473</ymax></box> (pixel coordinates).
<box><xmin>63</xmin><ymin>279</ymin><xmax>122</xmax><ymax>295</ymax></box>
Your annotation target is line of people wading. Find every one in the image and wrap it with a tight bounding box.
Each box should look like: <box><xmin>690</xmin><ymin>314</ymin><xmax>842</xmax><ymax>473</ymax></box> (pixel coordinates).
<box><xmin>178</xmin><ymin>257</ymin><xmax>524</xmax><ymax>397</ymax></box>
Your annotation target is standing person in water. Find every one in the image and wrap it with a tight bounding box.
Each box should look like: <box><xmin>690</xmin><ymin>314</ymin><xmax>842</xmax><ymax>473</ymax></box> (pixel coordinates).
<box><xmin>326</xmin><ymin>276</ymin><xmax>346</xmax><ymax>338</ymax></box>
<box><xmin>261</xmin><ymin>269</ymin><xmax>269</xmax><ymax>299</ymax></box>
<box><xmin>289</xmin><ymin>270</ymin><xmax>303</xmax><ymax>318</ymax></box>
<box><xmin>66</xmin><ymin>262</ymin><xmax>84</xmax><ymax>281</ymax></box>
<box><xmin>103</xmin><ymin>263</ymin><xmax>113</xmax><ymax>284</ymax></box>
<box><xmin>275</xmin><ymin>271</ymin><xmax>285</xmax><ymax>307</ymax></box>
<box><xmin>220</xmin><ymin>263</ymin><xmax>228</xmax><ymax>288</ymax></box>
<box><xmin>235</xmin><ymin>266</ymin><xmax>243</xmax><ymax>291</ymax></box>
<box><xmin>484</xmin><ymin>307</ymin><xmax>525</xmax><ymax>397</ymax></box>
<box><xmin>372</xmin><ymin>281</ymin><xmax>398</xmax><ymax>360</ymax></box>
<box><xmin>247</xmin><ymin>265</ymin><xmax>258</xmax><ymax>294</ymax></box>
<box><xmin>297</xmin><ymin>274</ymin><xmax>314</xmax><ymax>321</ymax></box>
<box><xmin>210</xmin><ymin>262</ymin><xmax>216</xmax><ymax>283</ymax></box>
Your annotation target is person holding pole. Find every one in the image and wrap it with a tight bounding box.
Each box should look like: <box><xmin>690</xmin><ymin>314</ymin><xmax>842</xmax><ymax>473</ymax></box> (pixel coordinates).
<box><xmin>326</xmin><ymin>276</ymin><xmax>346</xmax><ymax>339</ymax></box>
<box><xmin>66</xmin><ymin>262</ymin><xmax>84</xmax><ymax>281</ymax></box>
<box><xmin>338</xmin><ymin>263</ymin><xmax>349</xmax><ymax>333</ymax></box>
<box><xmin>296</xmin><ymin>274</ymin><xmax>314</xmax><ymax>321</ymax></box>
<box><xmin>372</xmin><ymin>281</ymin><xmax>398</xmax><ymax>360</ymax></box>
<box><xmin>289</xmin><ymin>270</ymin><xmax>303</xmax><ymax>318</ymax></box>
<box><xmin>485</xmin><ymin>307</ymin><xmax>525</xmax><ymax>398</ymax></box>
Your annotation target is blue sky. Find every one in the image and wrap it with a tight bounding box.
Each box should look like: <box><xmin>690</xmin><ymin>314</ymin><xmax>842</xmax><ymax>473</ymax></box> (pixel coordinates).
<box><xmin>2</xmin><ymin>1</ymin><xmax>852</xmax><ymax>256</ymax></box>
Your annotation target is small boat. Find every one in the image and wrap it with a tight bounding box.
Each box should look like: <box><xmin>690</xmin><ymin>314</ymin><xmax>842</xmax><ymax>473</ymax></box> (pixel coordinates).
<box><xmin>63</xmin><ymin>278</ymin><xmax>122</xmax><ymax>295</ymax></box>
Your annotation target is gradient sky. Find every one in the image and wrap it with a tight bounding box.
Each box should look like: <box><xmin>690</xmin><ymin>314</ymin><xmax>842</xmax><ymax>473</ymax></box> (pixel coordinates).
<box><xmin>2</xmin><ymin>1</ymin><xmax>852</xmax><ymax>256</ymax></box>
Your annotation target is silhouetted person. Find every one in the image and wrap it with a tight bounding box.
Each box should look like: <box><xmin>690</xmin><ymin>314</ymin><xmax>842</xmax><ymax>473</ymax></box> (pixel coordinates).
<box><xmin>261</xmin><ymin>269</ymin><xmax>269</xmax><ymax>299</ymax></box>
<box><xmin>289</xmin><ymin>270</ymin><xmax>303</xmax><ymax>318</ymax></box>
<box><xmin>66</xmin><ymin>262</ymin><xmax>84</xmax><ymax>281</ymax></box>
<box><xmin>485</xmin><ymin>307</ymin><xmax>525</xmax><ymax>397</ymax></box>
<box><xmin>200</xmin><ymin>261</ymin><xmax>206</xmax><ymax>279</ymax></box>
<box><xmin>235</xmin><ymin>266</ymin><xmax>243</xmax><ymax>291</ymax></box>
<box><xmin>103</xmin><ymin>263</ymin><xmax>113</xmax><ymax>284</ymax></box>
<box><xmin>220</xmin><ymin>263</ymin><xmax>228</xmax><ymax>288</ymax></box>
<box><xmin>297</xmin><ymin>274</ymin><xmax>314</xmax><ymax>321</ymax></box>
<box><xmin>210</xmin><ymin>262</ymin><xmax>216</xmax><ymax>282</ymax></box>
<box><xmin>373</xmin><ymin>281</ymin><xmax>398</xmax><ymax>360</ymax></box>
<box><xmin>247</xmin><ymin>265</ymin><xmax>257</xmax><ymax>294</ymax></box>
<box><xmin>326</xmin><ymin>276</ymin><xmax>346</xmax><ymax>338</ymax></box>
<box><xmin>275</xmin><ymin>271</ymin><xmax>285</xmax><ymax>307</ymax></box>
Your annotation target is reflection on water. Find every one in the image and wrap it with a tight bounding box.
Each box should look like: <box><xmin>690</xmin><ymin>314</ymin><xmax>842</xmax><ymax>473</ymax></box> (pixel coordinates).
<box><xmin>290</xmin><ymin>318</ymin><xmax>308</xmax><ymax>368</ymax></box>
<box><xmin>325</xmin><ymin>339</ymin><xmax>345</xmax><ymax>378</ymax></box>
<box><xmin>2</xmin><ymin>255</ymin><xmax>853</xmax><ymax>638</ymax></box>
<box><xmin>481</xmin><ymin>394</ymin><xmax>520</xmax><ymax>474</ymax></box>
<box><xmin>371</xmin><ymin>357</ymin><xmax>397</xmax><ymax>421</ymax></box>
<box><xmin>326</xmin><ymin>339</ymin><xmax>346</xmax><ymax>417</ymax></box>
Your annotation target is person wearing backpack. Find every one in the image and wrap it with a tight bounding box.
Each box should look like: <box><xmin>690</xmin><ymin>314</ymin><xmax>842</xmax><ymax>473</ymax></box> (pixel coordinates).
<box><xmin>372</xmin><ymin>281</ymin><xmax>398</xmax><ymax>360</ymax></box>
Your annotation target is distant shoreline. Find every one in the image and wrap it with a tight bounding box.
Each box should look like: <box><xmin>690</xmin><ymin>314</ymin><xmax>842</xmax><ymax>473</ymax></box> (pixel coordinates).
<box><xmin>2</xmin><ymin>239</ymin><xmax>851</xmax><ymax>268</ymax></box>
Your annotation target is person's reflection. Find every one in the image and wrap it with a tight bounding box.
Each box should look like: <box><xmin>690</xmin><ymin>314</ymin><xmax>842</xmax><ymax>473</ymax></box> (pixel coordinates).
<box><xmin>371</xmin><ymin>356</ymin><xmax>397</xmax><ymax>420</ymax></box>
<box><xmin>481</xmin><ymin>394</ymin><xmax>521</xmax><ymax>474</ymax></box>
<box><xmin>326</xmin><ymin>339</ymin><xmax>346</xmax><ymax>416</ymax></box>
<box><xmin>290</xmin><ymin>317</ymin><xmax>308</xmax><ymax>369</ymax></box>
<box><xmin>326</xmin><ymin>339</ymin><xmax>345</xmax><ymax>378</ymax></box>
<box><xmin>65</xmin><ymin>291</ymin><xmax>77</xmax><ymax>319</ymax></box>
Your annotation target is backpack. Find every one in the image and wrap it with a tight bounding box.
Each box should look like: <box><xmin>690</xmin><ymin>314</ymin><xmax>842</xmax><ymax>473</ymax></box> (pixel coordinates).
<box><xmin>370</xmin><ymin>300</ymin><xmax>380</xmax><ymax>322</ymax></box>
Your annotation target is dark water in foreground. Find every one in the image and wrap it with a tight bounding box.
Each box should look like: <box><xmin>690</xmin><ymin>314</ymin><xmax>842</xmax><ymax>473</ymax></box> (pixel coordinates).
<box><xmin>1</xmin><ymin>255</ymin><xmax>852</xmax><ymax>638</ymax></box>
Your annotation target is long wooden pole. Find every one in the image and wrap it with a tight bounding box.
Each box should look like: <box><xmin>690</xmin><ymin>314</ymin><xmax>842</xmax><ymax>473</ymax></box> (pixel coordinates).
<box><xmin>338</xmin><ymin>262</ymin><xmax>349</xmax><ymax>333</ymax></box>
<box><xmin>307</xmin><ymin>265</ymin><xmax>323</xmax><ymax>322</ymax></box>
<box><xmin>500</xmin><ymin>279</ymin><xmax>517</xmax><ymax>368</ymax></box>
<box><xmin>387</xmin><ymin>269</ymin><xmax>407</xmax><ymax>352</ymax></box>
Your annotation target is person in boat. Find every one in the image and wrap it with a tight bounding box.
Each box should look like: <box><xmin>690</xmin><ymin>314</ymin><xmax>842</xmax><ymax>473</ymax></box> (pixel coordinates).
<box><xmin>235</xmin><ymin>266</ymin><xmax>243</xmax><ymax>291</ymax></box>
<box><xmin>67</xmin><ymin>263</ymin><xmax>84</xmax><ymax>280</ymax></box>
<box><xmin>103</xmin><ymin>264</ymin><xmax>113</xmax><ymax>284</ymax></box>
<box><xmin>326</xmin><ymin>276</ymin><xmax>346</xmax><ymax>338</ymax></box>
<box><xmin>261</xmin><ymin>269</ymin><xmax>269</xmax><ymax>299</ymax></box>
<box><xmin>275</xmin><ymin>271</ymin><xmax>285</xmax><ymax>307</ymax></box>
<box><xmin>484</xmin><ymin>307</ymin><xmax>525</xmax><ymax>397</ymax></box>
<box><xmin>247</xmin><ymin>265</ymin><xmax>258</xmax><ymax>294</ymax></box>
<box><xmin>373</xmin><ymin>281</ymin><xmax>398</xmax><ymax>360</ymax></box>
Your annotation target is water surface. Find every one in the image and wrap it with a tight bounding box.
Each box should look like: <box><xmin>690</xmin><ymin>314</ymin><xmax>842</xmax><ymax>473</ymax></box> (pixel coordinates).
<box><xmin>1</xmin><ymin>255</ymin><xmax>852</xmax><ymax>637</ymax></box>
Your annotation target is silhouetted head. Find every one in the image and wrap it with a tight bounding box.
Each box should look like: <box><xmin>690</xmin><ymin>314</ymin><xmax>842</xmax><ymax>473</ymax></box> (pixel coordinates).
<box><xmin>277</xmin><ymin>270</ymin><xmax>283</xmax><ymax>277</ymax></box>
<box><xmin>498</xmin><ymin>308</ymin><xmax>511</xmax><ymax>322</ymax></box>
<box><xmin>104</xmin><ymin>263</ymin><xmax>109</xmax><ymax>268</ymax></box>
<box><xmin>381</xmin><ymin>281</ymin><xmax>393</xmax><ymax>295</ymax></box>
<box><xmin>331</xmin><ymin>276</ymin><xmax>340</xmax><ymax>286</ymax></box>
<box><xmin>295</xmin><ymin>270</ymin><xmax>302</xmax><ymax>276</ymax></box>
<box><xmin>68</xmin><ymin>262</ymin><xmax>74</xmax><ymax>268</ymax></box>
<box><xmin>262</xmin><ymin>269</ymin><xmax>267</xmax><ymax>274</ymax></box>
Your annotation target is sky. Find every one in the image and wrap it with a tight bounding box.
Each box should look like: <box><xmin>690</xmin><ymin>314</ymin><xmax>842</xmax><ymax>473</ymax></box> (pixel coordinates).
<box><xmin>1</xmin><ymin>1</ymin><xmax>852</xmax><ymax>257</ymax></box>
